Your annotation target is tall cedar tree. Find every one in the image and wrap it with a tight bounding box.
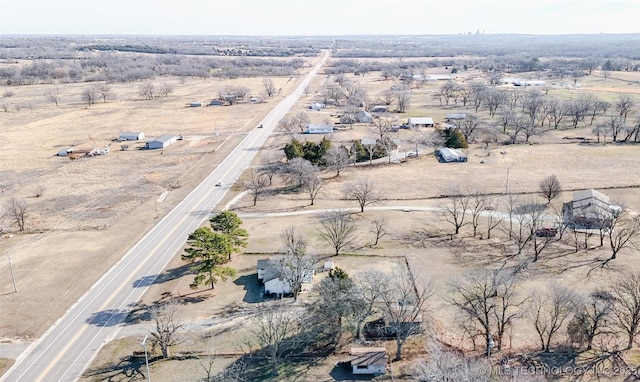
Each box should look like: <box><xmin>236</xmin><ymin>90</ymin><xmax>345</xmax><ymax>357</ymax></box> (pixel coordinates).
<box><xmin>182</xmin><ymin>227</ymin><xmax>236</xmax><ymax>290</ymax></box>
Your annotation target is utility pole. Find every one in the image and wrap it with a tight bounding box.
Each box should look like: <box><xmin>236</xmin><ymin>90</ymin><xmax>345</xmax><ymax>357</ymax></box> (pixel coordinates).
<box><xmin>141</xmin><ymin>334</ymin><xmax>151</xmax><ymax>382</ymax></box>
<box><xmin>7</xmin><ymin>256</ymin><xmax>17</xmax><ymax>292</ymax></box>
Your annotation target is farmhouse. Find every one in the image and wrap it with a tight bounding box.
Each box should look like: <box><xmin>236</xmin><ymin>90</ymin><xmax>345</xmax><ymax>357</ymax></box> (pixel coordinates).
<box><xmin>407</xmin><ymin>117</ymin><xmax>434</xmax><ymax>128</ymax></box>
<box><xmin>257</xmin><ymin>259</ymin><xmax>314</xmax><ymax>296</ymax></box>
<box><xmin>437</xmin><ymin>147</ymin><xmax>467</xmax><ymax>163</ymax></box>
<box><xmin>349</xmin><ymin>347</ymin><xmax>387</xmax><ymax>375</ymax></box>
<box><xmin>356</xmin><ymin>110</ymin><xmax>373</xmax><ymax>123</ymax></box>
<box><xmin>563</xmin><ymin>189</ymin><xmax>621</xmax><ymax>229</ymax></box>
<box><xmin>147</xmin><ymin>134</ymin><xmax>179</xmax><ymax>150</ymax></box>
<box><xmin>305</xmin><ymin>124</ymin><xmax>334</xmax><ymax>134</ymax></box>
<box><xmin>118</xmin><ymin>132</ymin><xmax>145</xmax><ymax>141</ymax></box>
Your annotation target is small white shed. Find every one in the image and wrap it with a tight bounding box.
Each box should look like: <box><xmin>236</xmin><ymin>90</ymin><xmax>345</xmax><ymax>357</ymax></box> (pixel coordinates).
<box><xmin>350</xmin><ymin>347</ymin><xmax>387</xmax><ymax>375</ymax></box>
<box><xmin>119</xmin><ymin>132</ymin><xmax>145</xmax><ymax>141</ymax></box>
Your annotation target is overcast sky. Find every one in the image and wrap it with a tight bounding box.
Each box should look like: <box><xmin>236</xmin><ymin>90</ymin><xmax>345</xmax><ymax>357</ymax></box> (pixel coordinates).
<box><xmin>1</xmin><ymin>0</ymin><xmax>638</xmax><ymax>36</ymax></box>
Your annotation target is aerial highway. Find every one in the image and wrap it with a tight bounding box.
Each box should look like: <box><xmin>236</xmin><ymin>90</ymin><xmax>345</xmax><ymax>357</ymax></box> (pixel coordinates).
<box><xmin>1</xmin><ymin>51</ymin><xmax>329</xmax><ymax>382</ymax></box>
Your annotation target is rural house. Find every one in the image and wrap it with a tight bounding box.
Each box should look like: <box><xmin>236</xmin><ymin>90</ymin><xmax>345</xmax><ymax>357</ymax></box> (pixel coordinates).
<box><xmin>257</xmin><ymin>259</ymin><xmax>314</xmax><ymax>296</ymax></box>
<box><xmin>407</xmin><ymin>117</ymin><xmax>434</xmax><ymax>128</ymax></box>
<box><xmin>309</xmin><ymin>102</ymin><xmax>326</xmax><ymax>111</ymax></box>
<box><xmin>349</xmin><ymin>347</ymin><xmax>387</xmax><ymax>375</ymax></box>
<box><xmin>118</xmin><ymin>132</ymin><xmax>145</xmax><ymax>141</ymax></box>
<box><xmin>355</xmin><ymin>110</ymin><xmax>373</xmax><ymax>123</ymax></box>
<box><xmin>305</xmin><ymin>124</ymin><xmax>334</xmax><ymax>134</ymax></box>
<box><xmin>147</xmin><ymin>134</ymin><xmax>179</xmax><ymax>149</ymax></box>
<box><xmin>563</xmin><ymin>189</ymin><xmax>621</xmax><ymax>229</ymax></box>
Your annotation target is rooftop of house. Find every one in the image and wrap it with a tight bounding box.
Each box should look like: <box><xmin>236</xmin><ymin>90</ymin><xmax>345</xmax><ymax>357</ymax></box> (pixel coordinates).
<box><xmin>350</xmin><ymin>347</ymin><xmax>387</xmax><ymax>367</ymax></box>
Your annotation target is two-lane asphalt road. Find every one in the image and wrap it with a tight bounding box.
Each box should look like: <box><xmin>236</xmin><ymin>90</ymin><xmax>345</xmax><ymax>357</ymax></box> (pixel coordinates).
<box><xmin>1</xmin><ymin>51</ymin><xmax>329</xmax><ymax>382</ymax></box>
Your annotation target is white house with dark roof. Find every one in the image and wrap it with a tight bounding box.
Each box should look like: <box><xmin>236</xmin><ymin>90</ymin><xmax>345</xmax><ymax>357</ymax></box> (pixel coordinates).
<box><xmin>257</xmin><ymin>259</ymin><xmax>314</xmax><ymax>296</ymax></box>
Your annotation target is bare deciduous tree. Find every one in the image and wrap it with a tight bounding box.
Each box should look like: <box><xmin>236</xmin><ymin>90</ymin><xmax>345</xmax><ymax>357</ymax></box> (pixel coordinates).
<box><xmin>605</xmin><ymin>215</ymin><xmax>640</xmax><ymax>264</ymax></box>
<box><xmin>539</xmin><ymin>174</ymin><xmax>562</xmax><ymax>204</ymax></box>
<box><xmin>139</xmin><ymin>82</ymin><xmax>155</xmax><ymax>100</ymax></box>
<box><xmin>468</xmin><ymin>191</ymin><xmax>488</xmax><ymax>237</ymax></box>
<box><xmin>243</xmin><ymin>169</ymin><xmax>268</xmax><ymax>206</ymax></box>
<box><xmin>95</xmin><ymin>83</ymin><xmax>112</xmax><ymax>103</ymax></box>
<box><xmin>300</xmin><ymin>165</ymin><xmax>323</xmax><ymax>206</ymax></box>
<box><xmin>567</xmin><ymin>290</ymin><xmax>614</xmax><ymax>350</ymax></box>
<box><xmin>158</xmin><ymin>82</ymin><xmax>174</xmax><ymax>98</ymax></box>
<box><xmin>448</xmin><ymin>269</ymin><xmax>522</xmax><ymax>354</ymax></box>
<box><xmin>344</xmin><ymin>177</ymin><xmax>379</xmax><ymax>213</ymax></box>
<box><xmin>323</xmin><ymin>145</ymin><xmax>350</xmax><ymax>177</ymax></box>
<box><xmin>395</xmin><ymin>89</ymin><xmax>411</xmax><ymax>113</ymax></box>
<box><xmin>46</xmin><ymin>87</ymin><xmax>60</xmax><ymax>106</ymax></box>
<box><xmin>349</xmin><ymin>270</ymin><xmax>386</xmax><ymax>341</ymax></box>
<box><xmin>81</xmin><ymin>87</ymin><xmax>96</xmax><ymax>106</ymax></box>
<box><xmin>318</xmin><ymin>210</ymin><xmax>356</xmax><ymax>256</ymax></box>
<box><xmin>278</xmin><ymin>227</ymin><xmax>316</xmax><ymax>302</ymax></box>
<box><xmin>529</xmin><ymin>284</ymin><xmax>574</xmax><ymax>352</ymax></box>
<box><xmin>370</xmin><ymin>217</ymin><xmax>387</xmax><ymax>246</ymax></box>
<box><xmin>149</xmin><ymin>298</ymin><xmax>186</xmax><ymax>359</ymax></box>
<box><xmin>262</xmin><ymin>78</ymin><xmax>277</xmax><ymax>97</ymax></box>
<box><xmin>10</xmin><ymin>198</ymin><xmax>27</xmax><ymax>232</ymax></box>
<box><xmin>249</xmin><ymin>303</ymin><xmax>304</xmax><ymax>376</ymax></box>
<box><xmin>442</xmin><ymin>188</ymin><xmax>471</xmax><ymax>235</ymax></box>
<box><xmin>610</xmin><ymin>272</ymin><xmax>640</xmax><ymax>349</ymax></box>
<box><xmin>380</xmin><ymin>271</ymin><xmax>434</xmax><ymax>361</ymax></box>
<box><xmin>414</xmin><ymin>341</ymin><xmax>490</xmax><ymax>382</ymax></box>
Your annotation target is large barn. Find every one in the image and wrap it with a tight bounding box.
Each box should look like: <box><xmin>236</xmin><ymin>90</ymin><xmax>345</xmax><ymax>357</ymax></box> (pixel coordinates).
<box><xmin>147</xmin><ymin>134</ymin><xmax>178</xmax><ymax>149</ymax></box>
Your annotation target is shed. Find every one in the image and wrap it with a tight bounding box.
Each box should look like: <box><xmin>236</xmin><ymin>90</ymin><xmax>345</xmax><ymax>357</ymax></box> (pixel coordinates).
<box><xmin>407</xmin><ymin>117</ymin><xmax>434</xmax><ymax>128</ymax></box>
<box><xmin>147</xmin><ymin>134</ymin><xmax>178</xmax><ymax>150</ymax></box>
<box><xmin>371</xmin><ymin>105</ymin><xmax>388</xmax><ymax>113</ymax></box>
<box><xmin>437</xmin><ymin>147</ymin><xmax>467</xmax><ymax>163</ymax></box>
<box><xmin>189</xmin><ymin>102</ymin><xmax>202</xmax><ymax>107</ymax></box>
<box><xmin>209</xmin><ymin>99</ymin><xmax>224</xmax><ymax>106</ymax></box>
<box><xmin>119</xmin><ymin>132</ymin><xmax>145</xmax><ymax>141</ymax></box>
<box><xmin>350</xmin><ymin>347</ymin><xmax>387</xmax><ymax>375</ymax></box>
<box><xmin>446</xmin><ymin>113</ymin><xmax>466</xmax><ymax>121</ymax></box>
<box><xmin>305</xmin><ymin>124</ymin><xmax>334</xmax><ymax>134</ymax></box>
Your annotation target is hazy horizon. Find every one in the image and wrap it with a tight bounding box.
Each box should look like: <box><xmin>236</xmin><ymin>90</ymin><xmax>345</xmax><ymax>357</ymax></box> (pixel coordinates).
<box><xmin>1</xmin><ymin>0</ymin><xmax>638</xmax><ymax>36</ymax></box>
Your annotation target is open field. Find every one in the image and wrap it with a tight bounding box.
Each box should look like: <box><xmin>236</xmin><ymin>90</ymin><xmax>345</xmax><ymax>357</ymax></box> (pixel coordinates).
<box><xmin>2</xmin><ymin>46</ymin><xmax>640</xmax><ymax>381</ymax></box>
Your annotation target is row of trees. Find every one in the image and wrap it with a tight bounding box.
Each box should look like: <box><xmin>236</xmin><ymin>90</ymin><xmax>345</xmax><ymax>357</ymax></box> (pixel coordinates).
<box><xmin>450</xmin><ymin>268</ymin><xmax>640</xmax><ymax>355</ymax></box>
<box><xmin>441</xmin><ymin>184</ymin><xmax>639</xmax><ymax>264</ymax></box>
<box><xmin>1</xmin><ymin>50</ymin><xmax>306</xmax><ymax>86</ymax></box>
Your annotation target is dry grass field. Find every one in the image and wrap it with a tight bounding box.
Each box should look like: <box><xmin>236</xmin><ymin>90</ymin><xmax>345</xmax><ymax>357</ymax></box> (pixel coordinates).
<box><xmin>2</xmin><ymin>52</ymin><xmax>640</xmax><ymax>381</ymax></box>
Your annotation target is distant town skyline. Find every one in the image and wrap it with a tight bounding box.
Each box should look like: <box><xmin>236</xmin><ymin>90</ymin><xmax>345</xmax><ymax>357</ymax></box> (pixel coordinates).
<box><xmin>1</xmin><ymin>0</ymin><xmax>638</xmax><ymax>36</ymax></box>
